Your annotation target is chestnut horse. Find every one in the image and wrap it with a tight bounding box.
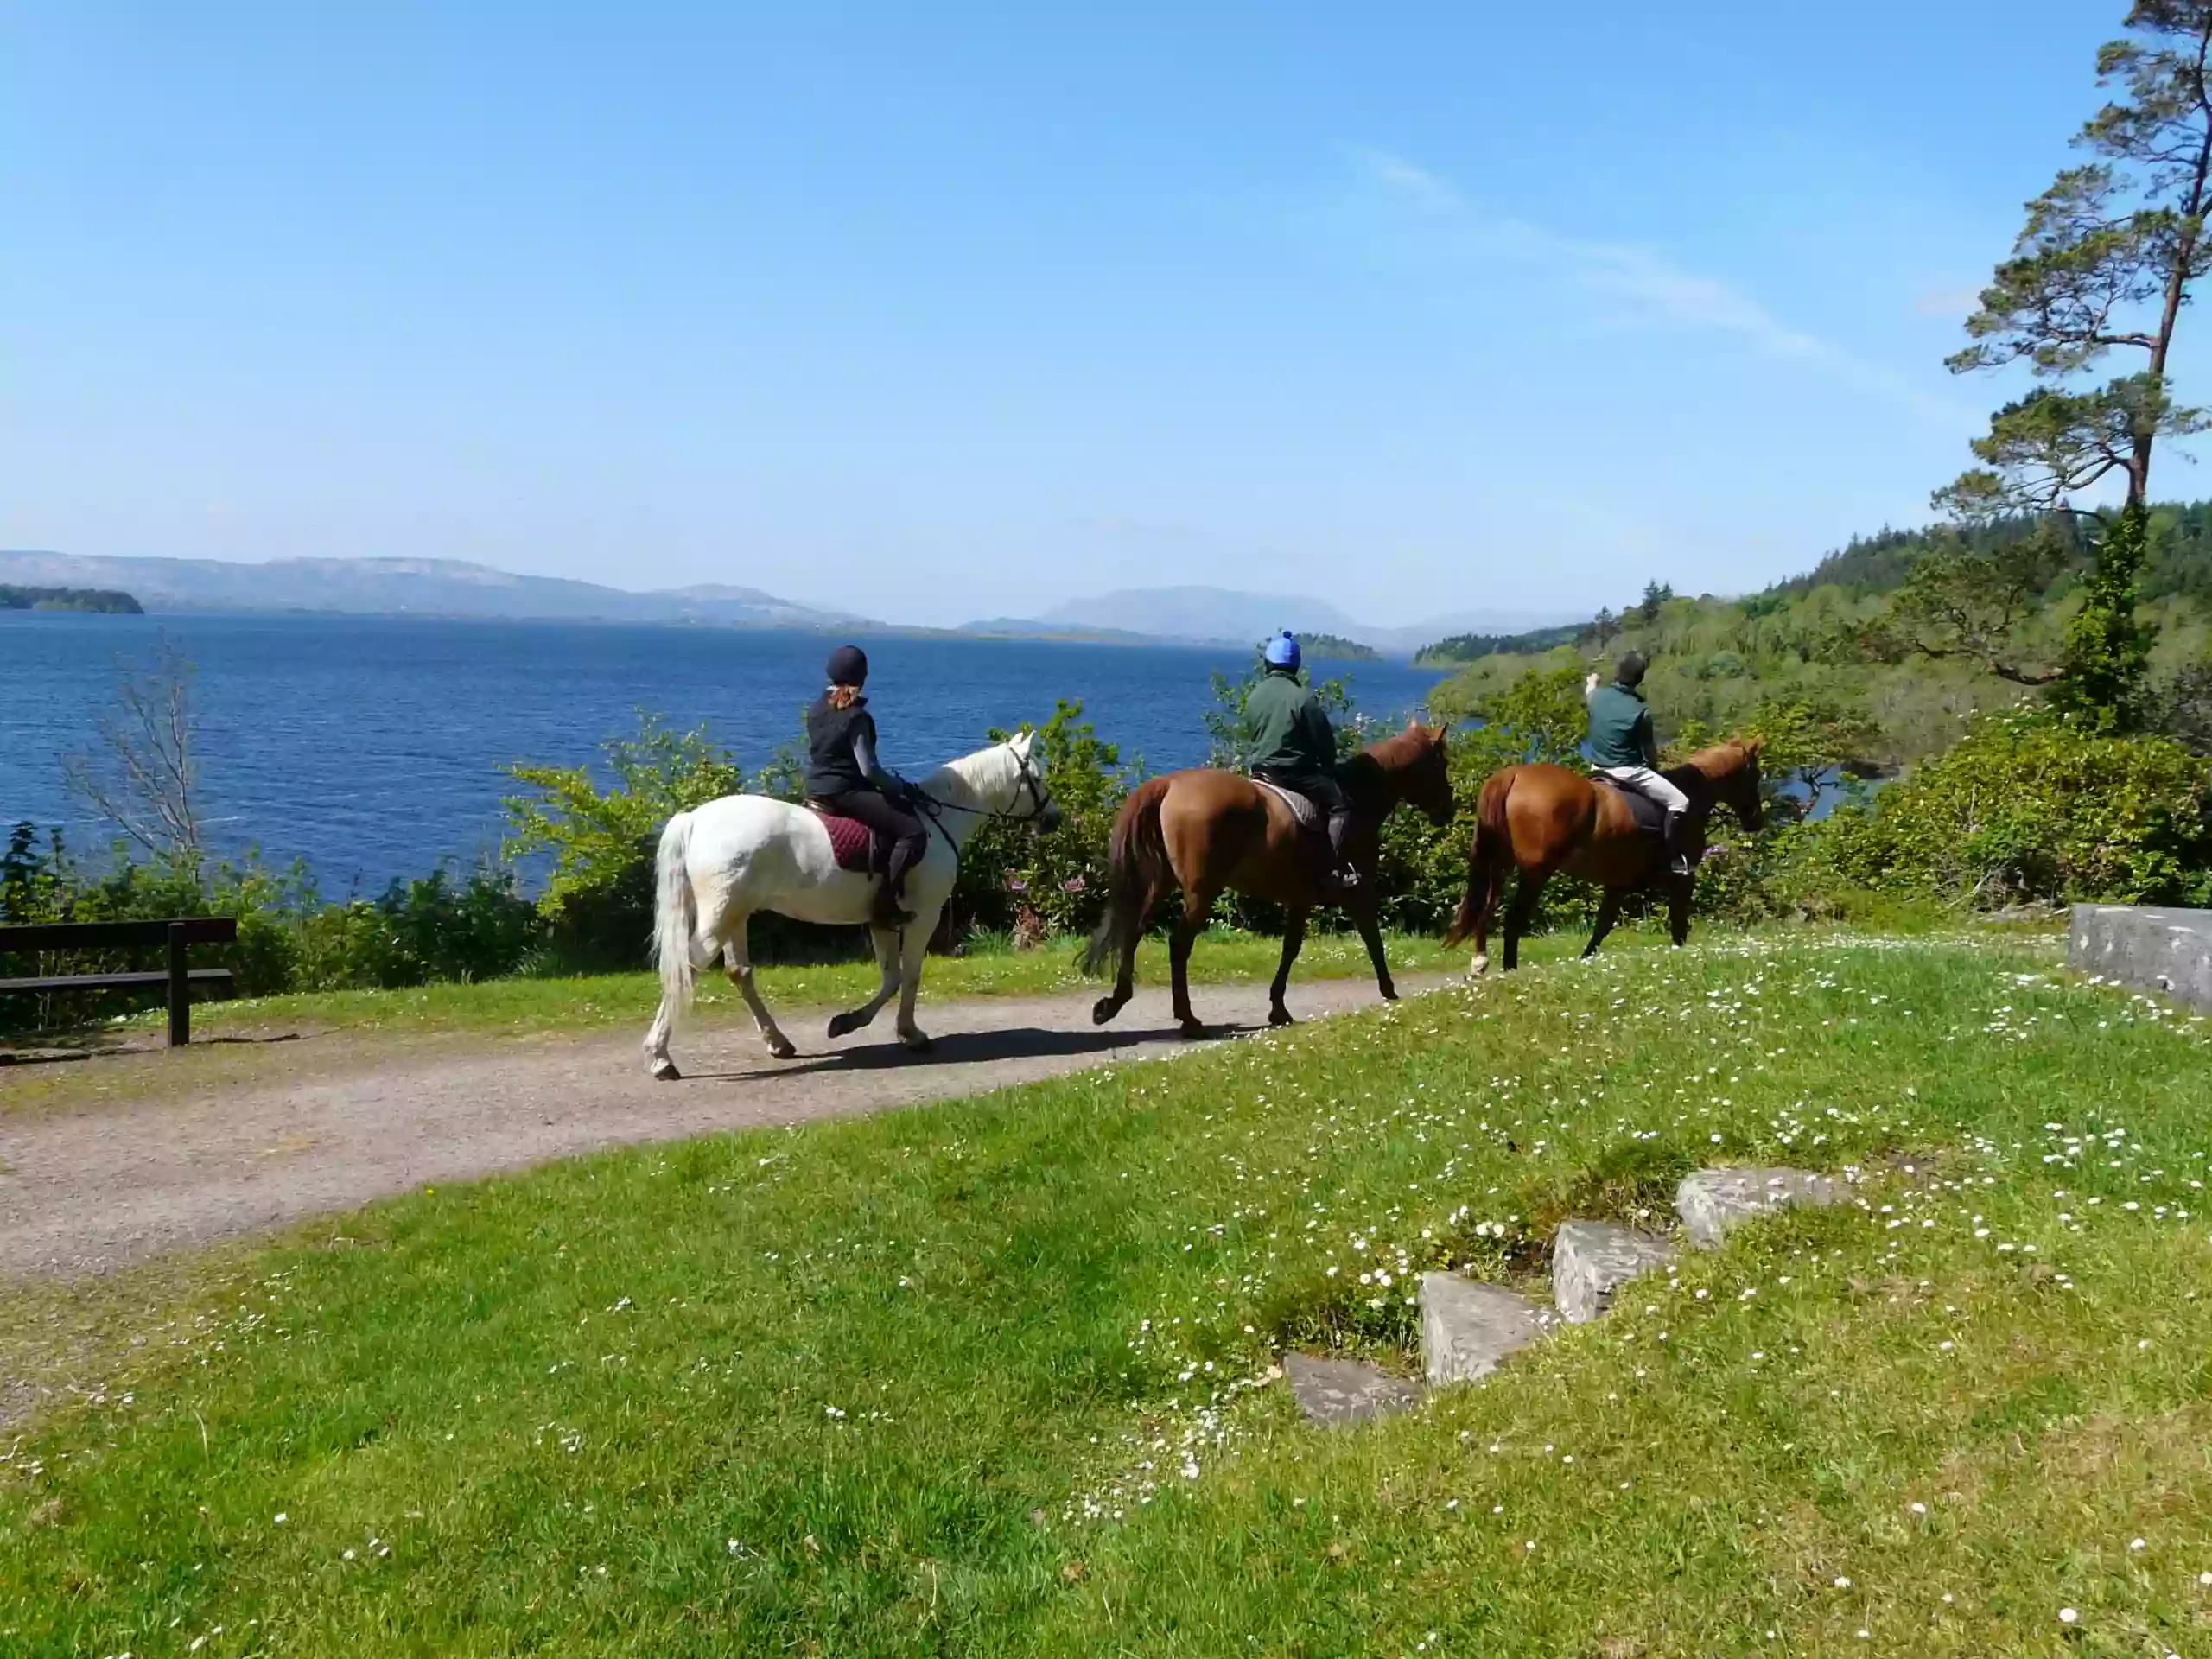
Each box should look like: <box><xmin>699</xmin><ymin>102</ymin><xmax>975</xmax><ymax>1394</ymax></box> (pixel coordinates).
<box><xmin>1443</xmin><ymin>739</ymin><xmax>1764</xmax><ymax>974</ymax></box>
<box><xmin>1083</xmin><ymin>721</ymin><xmax>1455</xmax><ymax>1035</ymax></box>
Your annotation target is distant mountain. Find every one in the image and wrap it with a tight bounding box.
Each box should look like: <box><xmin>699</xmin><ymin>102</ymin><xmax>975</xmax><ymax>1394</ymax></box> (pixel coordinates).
<box><xmin>0</xmin><ymin>552</ymin><xmax>868</xmax><ymax>630</ymax></box>
<box><xmin>1021</xmin><ymin>586</ymin><xmax>1576</xmax><ymax>658</ymax></box>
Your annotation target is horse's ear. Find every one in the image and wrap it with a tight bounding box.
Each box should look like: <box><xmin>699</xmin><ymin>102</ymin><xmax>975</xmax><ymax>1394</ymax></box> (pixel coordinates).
<box><xmin>1744</xmin><ymin>734</ymin><xmax>1765</xmax><ymax>757</ymax></box>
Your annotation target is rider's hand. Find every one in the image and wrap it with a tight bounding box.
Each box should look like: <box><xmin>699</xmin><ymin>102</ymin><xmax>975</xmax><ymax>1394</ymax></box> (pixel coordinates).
<box><xmin>1585</xmin><ymin>671</ymin><xmax>1600</xmax><ymax>695</ymax></box>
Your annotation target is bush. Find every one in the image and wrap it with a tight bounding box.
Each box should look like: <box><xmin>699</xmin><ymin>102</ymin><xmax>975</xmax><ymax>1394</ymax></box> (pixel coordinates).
<box><xmin>951</xmin><ymin>700</ymin><xmax>1130</xmax><ymax>944</ymax></box>
<box><xmin>1812</xmin><ymin>705</ymin><xmax>2212</xmax><ymax>907</ymax></box>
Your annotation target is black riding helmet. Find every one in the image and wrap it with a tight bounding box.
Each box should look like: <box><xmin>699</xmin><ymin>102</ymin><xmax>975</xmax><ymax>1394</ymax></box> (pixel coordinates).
<box><xmin>1617</xmin><ymin>651</ymin><xmax>1649</xmax><ymax>688</ymax></box>
<box><xmin>825</xmin><ymin>644</ymin><xmax>868</xmax><ymax>687</ymax></box>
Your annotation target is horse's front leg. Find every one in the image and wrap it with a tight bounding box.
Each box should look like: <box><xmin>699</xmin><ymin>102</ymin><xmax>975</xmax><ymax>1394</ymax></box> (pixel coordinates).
<box><xmin>1351</xmin><ymin>896</ymin><xmax>1395</xmax><ymax>1002</ymax></box>
<box><xmin>1581</xmin><ymin>888</ymin><xmax>1624</xmax><ymax>960</ymax></box>
<box><xmin>826</xmin><ymin>923</ymin><xmax>904</xmax><ymax>1040</ymax></box>
<box><xmin>723</xmin><ymin>922</ymin><xmax>797</xmax><ymax>1059</ymax></box>
<box><xmin>893</xmin><ymin>912</ymin><xmax>934</xmax><ymax>1052</ymax></box>
<box><xmin>1667</xmin><ymin>874</ymin><xmax>1694</xmax><ymax>948</ymax></box>
<box><xmin>1268</xmin><ymin>906</ymin><xmax>1309</xmax><ymax>1026</ymax></box>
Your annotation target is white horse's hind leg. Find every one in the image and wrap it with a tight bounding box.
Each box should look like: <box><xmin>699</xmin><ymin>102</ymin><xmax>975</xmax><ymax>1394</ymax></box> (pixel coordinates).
<box><xmin>895</xmin><ymin>915</ymin><xmax>933</xmax><ymax>1052</ymax></box>
<box><xmin>825</xmin><ymin>924</ymin><xmax>903</xmax><ymax>1041</ymax></box>
<box><xmin>723</xmin><ymin>924</ymin><xmax>796</xmax><ymax>1060</ymax></box>
<box><xmin>644</xmin><ymin>998</ymin><xmax>679</xmax><ymax>1078</ymax></box>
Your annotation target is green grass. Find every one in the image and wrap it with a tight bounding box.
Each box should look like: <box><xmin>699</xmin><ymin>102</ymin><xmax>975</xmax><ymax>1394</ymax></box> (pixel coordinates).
<box><xmin>7</xmin><ymin>928</ymin><xmax>2212</xmax><ymax>1655</ymax></box>
<box><xmin>118</xmin><ymin>928</ymin><xmax>1472</xmax><ymax>1041</ymax></box>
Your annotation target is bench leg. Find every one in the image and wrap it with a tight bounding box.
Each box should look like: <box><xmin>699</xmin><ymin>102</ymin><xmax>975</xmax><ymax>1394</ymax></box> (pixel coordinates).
<box><xmin>168</xmin><ymin>923</ymin><xmax>189</xmax><ymax>1047</ymax></box>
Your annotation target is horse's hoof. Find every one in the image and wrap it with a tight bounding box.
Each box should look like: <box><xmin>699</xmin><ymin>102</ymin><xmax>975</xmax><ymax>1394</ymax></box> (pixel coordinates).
<box><xmin>766</xmin><ymin>1039</ymin><xmax>798</xmax><ymax>1061</ymax></box>
<box><xmin>1179</xmin><ymin>1020</ymin><xmax>1210</xmax><ymax>1041</ymax></box>
<box><xmin>900</xmin><ymin>1032</ymin><xmax>936</xmax><ymax>1054</ymax></box>
<box><xmin>826</xmin><ymin>1011</ymin><xmax>862</xmax><ymax>1039</ymax></box>
<box><xmin>1379</xmin><ymin>984</ymin><xmax>1399</xmax><ymax>1002</ymax></box>
<box><xmin>1268</xmin><ymin>1007</ymin><xmax>1294</xmax><ymax>1027</ymax></box>
<box><xmin>1091</xmin><ymin>995</ymin><xmax>1123</xmax><ymax>1027</ymax></box>
<box><xmin>1470</xmin><ymin>953</ymin><xmax>1490</xmax><ymax>977</ymax></box>
<box><xmin>650</xmin><ymin>1058</ymin><xmax>681</xmax><ymax>1082</ymax></box>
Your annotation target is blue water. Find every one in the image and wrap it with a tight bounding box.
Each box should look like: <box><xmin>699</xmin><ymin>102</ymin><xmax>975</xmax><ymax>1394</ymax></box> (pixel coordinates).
<box><xmin>2</xmin><ymin>613</ymin><xmax>1448</xmax><ymax>889</ymax></box>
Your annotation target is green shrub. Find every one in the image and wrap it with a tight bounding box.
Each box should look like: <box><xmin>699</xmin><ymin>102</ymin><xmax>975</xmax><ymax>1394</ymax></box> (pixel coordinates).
<box><xmin>1813</xmin><ymin>704</ymin><xmax>2212</xmax><ymax>906</ymax></box>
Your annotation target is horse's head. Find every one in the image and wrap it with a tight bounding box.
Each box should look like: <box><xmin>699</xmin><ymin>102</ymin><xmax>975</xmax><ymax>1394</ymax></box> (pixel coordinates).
<box><xmin>1383</xmin><ymin>718</ymin><xmax>1456</xmax><ymax>829</ymax></box>
<box><xmin>1719</xmin><ymin>735</ymin><xmax>1765</xmax><ymax>833</ymax></box>
<box><xmin>1007</xmin><ymin>729</ymin><xmax>1063</xmax><ymax>830</ymax></box>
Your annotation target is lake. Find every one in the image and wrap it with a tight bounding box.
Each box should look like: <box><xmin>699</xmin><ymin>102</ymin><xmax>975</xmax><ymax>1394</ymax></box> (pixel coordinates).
<box><xmin>2</xmin><ymin>613</ymin><xmax>1450</xmax><ymax>888</ymax></box>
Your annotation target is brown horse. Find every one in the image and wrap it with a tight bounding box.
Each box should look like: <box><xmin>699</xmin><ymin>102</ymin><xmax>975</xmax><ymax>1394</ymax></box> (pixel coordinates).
<box><xmin>1083</xmin><ymin>721</ymin><xmax>1456</xmax><ymax>1035</ymax></box>
<box><xmin>1442</xmin><ymin>739</ymin><xmax>1764</xmax><ymax>974</ymax></box>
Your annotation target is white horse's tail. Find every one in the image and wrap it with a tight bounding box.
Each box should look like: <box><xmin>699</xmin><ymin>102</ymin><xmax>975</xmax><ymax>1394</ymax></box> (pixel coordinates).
<box><xmin>651</xmin><ymin>810</ymin><xmax>698</xmax><ymax>1018</ymax></box>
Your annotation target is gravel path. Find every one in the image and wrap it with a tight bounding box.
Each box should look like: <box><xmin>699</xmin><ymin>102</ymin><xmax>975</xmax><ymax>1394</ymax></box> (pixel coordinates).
<box><xmin>0</xmin><ymin>977</ymin><xmax>1427</xmax><ymax>1281</ymax></box>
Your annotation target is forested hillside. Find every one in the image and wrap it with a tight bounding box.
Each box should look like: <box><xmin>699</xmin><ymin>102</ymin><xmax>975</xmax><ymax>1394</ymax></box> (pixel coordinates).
<box><xmin>1423</xmin><ymin>501</ymin><xmax>2212</xmax><ymax>763</ymax></box>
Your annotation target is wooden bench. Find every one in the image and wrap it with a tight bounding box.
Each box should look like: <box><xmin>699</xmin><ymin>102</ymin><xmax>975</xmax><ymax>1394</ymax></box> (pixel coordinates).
<box><xmin>0</xmin><ymin>918</ymin><xmax>239</xmax><ymax>1046</ymax></box>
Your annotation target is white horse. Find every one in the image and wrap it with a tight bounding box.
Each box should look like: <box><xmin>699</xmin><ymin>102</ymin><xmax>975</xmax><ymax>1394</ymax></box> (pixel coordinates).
<box><xmin>641</xmin><ymin>730</ymin><xmax>1058</xmax><ymax>1078</ymax></box>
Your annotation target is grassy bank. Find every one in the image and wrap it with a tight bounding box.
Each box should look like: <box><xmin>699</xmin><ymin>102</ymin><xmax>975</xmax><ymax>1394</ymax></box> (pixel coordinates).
<box><xmin>6</xmin><ymin>928</ymin><xmax>2210</xmax><ymax>1654</ymax></box>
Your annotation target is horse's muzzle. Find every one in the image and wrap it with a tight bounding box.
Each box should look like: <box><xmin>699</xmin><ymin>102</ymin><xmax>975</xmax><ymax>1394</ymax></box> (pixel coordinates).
<box><xmin>1039</xmin><ymin>801</ymin><xmax>1065</xmax><ymax>831</ymax></box>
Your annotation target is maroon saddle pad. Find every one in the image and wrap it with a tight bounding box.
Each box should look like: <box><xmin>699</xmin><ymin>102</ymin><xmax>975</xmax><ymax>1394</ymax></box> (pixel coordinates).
<box><xmin>807</xmin><ymin>804</ymin><xmax>880</xmax><ymax>874</ymax></box>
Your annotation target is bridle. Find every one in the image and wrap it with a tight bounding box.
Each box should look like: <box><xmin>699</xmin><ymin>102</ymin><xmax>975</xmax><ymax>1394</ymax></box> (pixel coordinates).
<box><xmin>909</xmin><ymin>741</ymin><xmax>1056</xmax><ymax>829</ymax></box>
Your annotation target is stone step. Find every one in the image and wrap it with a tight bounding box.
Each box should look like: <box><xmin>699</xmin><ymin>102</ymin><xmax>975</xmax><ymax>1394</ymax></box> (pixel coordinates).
<box><xmin>1419</xmin><ymin>1273</ymin><xmax>1558</xmax><ymax>1387</ymax></box>
<box><xmin>1551</xmin><ymin>1219</ymin><xmax>1676</xmax><ymax>1324</ymax></box>
<box><xmin>1284</xmin><ymin>1352</ymin><xmax>1422</xmax><ymax>1427</ymax></box>
<box><xmin>1676</xmin><ymin>1166</ymin><xmax>1846</xmax><ymax>1249</ymax></box>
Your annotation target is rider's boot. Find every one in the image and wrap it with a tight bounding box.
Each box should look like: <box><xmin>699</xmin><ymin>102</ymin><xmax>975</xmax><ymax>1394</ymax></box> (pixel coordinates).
<box><xmin>1325</xmin><ymin>807</ymin><xmax>1362</xmax><ymax>896</ymax></box>
<box><xmin>1662</xmin><ymin>811</ymin><xmax>1693</xmax><ymax>877</ymax></box>
<box><xmin>873</xmin><ymin>841</ymin><xmax>919</xmax><ymax>928</ymax></box>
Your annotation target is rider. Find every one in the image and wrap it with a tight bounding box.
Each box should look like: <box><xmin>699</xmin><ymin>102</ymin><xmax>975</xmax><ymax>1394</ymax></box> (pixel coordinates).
<box><xmin>804</xmin><ymin>645</ymin><xmax>930</xmax><ymax>926</ymax></box>
<box><xmin>1584</xmin><ymin>651</ymin><xmax>1691</xmax><ymax>875</ymax></box>
<box><xmin>1246</xmin><ymin>631</ymin><xmax>1360</xmax><ymax>894</ymax></box>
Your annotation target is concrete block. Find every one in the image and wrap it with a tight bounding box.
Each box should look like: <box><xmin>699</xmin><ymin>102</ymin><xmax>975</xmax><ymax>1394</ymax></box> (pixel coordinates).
<box><xmin>1419</xmin><ymin>1274</ymin><xmax>1556</xmax><ymax>1387</ymax></box>
<box><xmin>1677</xmin><ymin>1166</ymin><xmax>1846</xmax><ymax>1249</ymax></box>
<box><xmin>1551</xmin><ymin>1220</ymin><xmax>1676</xmax><ymax>1324</ymax></box>
<box><xmin>1284</xmin><ymin>1352</ymin><xmax>1421</xmax><ymax>1427</ymax></box>
<box><xmin>2070</xmin><ymin>905</ymin><xmax>2212</xmax><ymax>1014</ymax></box>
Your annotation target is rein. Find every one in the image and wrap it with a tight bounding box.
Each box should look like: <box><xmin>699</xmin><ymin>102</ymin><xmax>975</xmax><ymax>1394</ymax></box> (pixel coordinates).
<box><xmin>896</xmin><ymin>743</ymin><xmax>1056</xmax><ymax>944</ymax></box>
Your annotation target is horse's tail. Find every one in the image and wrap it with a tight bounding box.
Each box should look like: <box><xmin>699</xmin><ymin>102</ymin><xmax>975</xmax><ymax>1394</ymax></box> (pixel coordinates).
<box><xmin>1080</xmin><ymin>776</ymin><xmax>1172</xmax><ymax>976</ymax></box>
<box><xmin>650</xmin><ymin>810</ymin><xmax>699</xmax><ymax>1018</ymax></box>
<box><xmin>1443</xmin><ymin>768</ymin><xmax>1515</xmax><ymax>948</ymax></box>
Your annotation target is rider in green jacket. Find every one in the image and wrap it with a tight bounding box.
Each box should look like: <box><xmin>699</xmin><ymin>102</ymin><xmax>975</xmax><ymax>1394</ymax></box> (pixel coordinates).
<box><xmin>1246</xmin><ymin>632</ymin><xmax>1359</xmax><ymax>894</ymax></box>
<box><xmin>1585</xmin><ymin>651</ymin><xmax>1691</xmax><ymax>875</ymax></box>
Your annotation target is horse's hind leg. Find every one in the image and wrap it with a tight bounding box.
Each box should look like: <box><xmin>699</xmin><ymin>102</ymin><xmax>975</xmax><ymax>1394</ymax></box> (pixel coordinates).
<box><xmin>1502</xmin><ymin>871</ymin><xmax>1548</xmax><ymax>973</ymax></box>
<box><xmin>1171</xmin><ymin>889</ymin><xmax>1217</xmax><ymax>1039</ymax></box>
<box><xmin>1268</xmin><ymin>906</ymin><xmax>1308</xmax><ymax>1027</ymax></box>
<box><xmin>827</xmin><ymin>924</ymin><xmax>903</xmax><ymax>1040</ymax></box>
<box><xmin>1581</xmin><ymin>888</ymin><xmax>1624</xmax><ymax>959</ymax></box>
<box><xmin>1093</xmin><ymin>879</ymin><xmax>1162</xmax><ymax>1027</ymax></box>
<box><xmin>724</xmin><ymin>921</ymin><xmax>797</xmax><ymax>1060</ymax></box>
<box><xmin>1470</xmin><ymin>860</ymin><xmax>1507</xmax><ymax>976</ymax></box>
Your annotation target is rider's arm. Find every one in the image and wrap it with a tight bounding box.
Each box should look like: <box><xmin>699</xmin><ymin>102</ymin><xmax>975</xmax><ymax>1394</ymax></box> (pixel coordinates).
<box><xmin>1637</xmin><ymin>708</ymin><xmax>1660</xmax><ymax>769</ymax></box>
<box><xmin>851</xmin><ymin>718</ymin><xmax>906</xmax><ymax>793</ymax></box>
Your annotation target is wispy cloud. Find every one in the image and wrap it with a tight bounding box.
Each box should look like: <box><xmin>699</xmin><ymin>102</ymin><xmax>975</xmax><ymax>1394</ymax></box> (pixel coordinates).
<box><xmin>1351</xmin><ymin>148</ymin><xmax>1971</xmax><ymax>429</ymax></box>
<box><xmin>1913</xmin><ymin>283</ymin><xmax>1983</xmax><ymax>318</ymax></box>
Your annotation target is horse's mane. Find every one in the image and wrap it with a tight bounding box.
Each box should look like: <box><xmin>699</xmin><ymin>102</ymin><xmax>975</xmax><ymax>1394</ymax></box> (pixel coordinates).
<box><xmin>1358</xmin><ymin>724</ymin><xmax>1440</xmax><ymax>772</ymax></box>
<box><xmin>931</xmin><ymin>735</ymin><xmax>1026</xmax><ymax>805</ymax></box>
<box><xmin>1666</xmin><ymin>740</ymin><xmax>1758</xmax><ymax>792</ymax></box>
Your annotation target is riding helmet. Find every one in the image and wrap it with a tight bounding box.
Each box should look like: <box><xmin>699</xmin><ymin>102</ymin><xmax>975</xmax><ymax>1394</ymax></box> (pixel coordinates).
<box><xmin>1262</xmin><ymin>631</ymin><xmax>1301</xmax><ymax>670</ymax></box>
<box><xmin>1616</xmin><ymin>651</ymin><xmax>1648</xmax><ymax>687</ymax></box>
<box><xmin>825</xmin><ymin>644</ymin><xmax>868</xmax><ymax>687</ymax></box>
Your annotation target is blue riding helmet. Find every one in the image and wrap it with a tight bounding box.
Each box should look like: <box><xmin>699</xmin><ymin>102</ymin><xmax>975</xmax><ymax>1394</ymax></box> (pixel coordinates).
<box><xmin>1262</xmin><ymin>631</ymin><xmax>1301</xmax><ymax>671</ymax></box>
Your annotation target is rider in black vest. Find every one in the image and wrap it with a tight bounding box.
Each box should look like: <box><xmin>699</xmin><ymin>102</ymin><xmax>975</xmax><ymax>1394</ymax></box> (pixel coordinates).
<box><xmin>804</xmin><ymin>645</ymin><xmax>929</xmax><ymax>927</ymax></box>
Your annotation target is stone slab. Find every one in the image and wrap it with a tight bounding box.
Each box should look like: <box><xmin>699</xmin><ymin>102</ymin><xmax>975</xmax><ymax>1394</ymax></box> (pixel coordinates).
<box><xmin>1677</xmin><ymin>1166</ymin><xmax>1846</xmax><ymax>1249</ymax></box>
<box><xmin>1551</xmin><ymin>1219</ymin><xmax>1676</xmax><ymax>1324</ymax></box>
<box><xmin>1284</xmin><ymin>1351</ymin><xmax>1421</xmax><ymax>1427</ymax></box>
<box><xmin>1419</xmin><ymin>1274</ymin><xmax>1557</xmax><ymax>1387</ymax></box>
<box><xmin>2071</xmin><ymin>905</ymin><xmax>2212</xmax><ymax>1014</ymax></box>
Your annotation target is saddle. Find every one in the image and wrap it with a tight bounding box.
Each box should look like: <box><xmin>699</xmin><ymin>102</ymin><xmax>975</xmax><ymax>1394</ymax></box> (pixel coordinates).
<box><xmin>1252</xmin><ymin>777</ymin><xmax>1324</xmax><ymax>836</ymax></box>
<box><xmin>1592</xmin><ymin>777</ymin><xmax>1668</xmax><ymax>839</ymax></box>
<box><xmin>804</xmin><ymin>803</ymin><xmax>889</xmax><ymax>875</ymax></box>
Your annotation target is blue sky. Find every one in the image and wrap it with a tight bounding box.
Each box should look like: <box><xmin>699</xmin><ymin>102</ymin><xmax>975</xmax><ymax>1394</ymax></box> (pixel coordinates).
<box><xmin>0</xmin><ymin>2</ymin><xmax>2151</xmax><ymax>626</ymax></box>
